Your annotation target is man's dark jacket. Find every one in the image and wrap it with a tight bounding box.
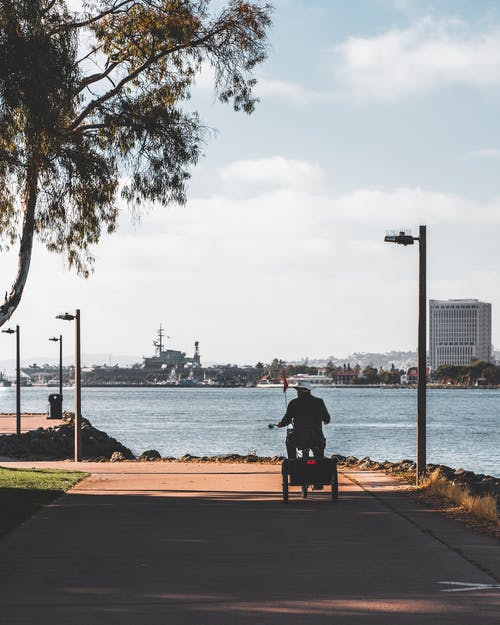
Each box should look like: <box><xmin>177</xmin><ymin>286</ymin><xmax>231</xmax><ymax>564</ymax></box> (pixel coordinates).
<box><xmin>278</xmin><ymin>393</ymin><xmax>331</xmax><ymax>446</ymax></box>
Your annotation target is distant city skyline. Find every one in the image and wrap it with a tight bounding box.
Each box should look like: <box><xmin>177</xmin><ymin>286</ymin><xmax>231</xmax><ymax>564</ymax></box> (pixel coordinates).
<box><xmin>2</xmin><ymin>343</ymin><xmax>500</xmax><ymax>375</ymax></box>
<box><xmin>2</xmin><ymin>1</ymin><xmax>500</xmax><ymax>364</ymax></box>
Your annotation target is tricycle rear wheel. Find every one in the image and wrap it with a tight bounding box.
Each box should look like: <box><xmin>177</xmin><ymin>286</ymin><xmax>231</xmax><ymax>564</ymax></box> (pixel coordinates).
<box><xmin>282</xmin><ymin>475</ymin><xmax>289</xmax><ymax>503</ymax></box>
<box><xmin>331</xmin><ymin>464</ymin><xmax>339</xmax><ymax>502</ymax></box>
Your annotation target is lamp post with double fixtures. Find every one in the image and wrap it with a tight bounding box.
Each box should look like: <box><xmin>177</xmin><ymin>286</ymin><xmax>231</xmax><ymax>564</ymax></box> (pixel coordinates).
<box><xmin>384</xmin><ymin>225</ymin><xmax>427</xmax><ymax>485</ymax></box>
<box><xmin>2</xmin><ymin>325</ymin><xmax>21</xmax><ymax>435</ymax></box>
<box><xmin>56</xmin><ymin>310</ymin><xmax>81</xmax><ymax>461</ymax></box>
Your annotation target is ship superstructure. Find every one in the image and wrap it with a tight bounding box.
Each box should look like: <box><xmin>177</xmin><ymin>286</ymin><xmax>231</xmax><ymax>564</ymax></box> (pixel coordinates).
<box><xmin>143</xmin><ymin>325</ymin><xmax>200</xmax><ymax>370</ymax></box>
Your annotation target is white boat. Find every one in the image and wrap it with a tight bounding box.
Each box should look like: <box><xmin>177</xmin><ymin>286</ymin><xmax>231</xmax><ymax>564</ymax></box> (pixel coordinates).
<box><xmin>287</xmin><ymin>373</ymin><xmax>335</xmax><ymax>388</ymax></box>
<box><xmin>256</xmin><ymin>379</ymin><xmax>285</xmax><ymax>388</ymax></box>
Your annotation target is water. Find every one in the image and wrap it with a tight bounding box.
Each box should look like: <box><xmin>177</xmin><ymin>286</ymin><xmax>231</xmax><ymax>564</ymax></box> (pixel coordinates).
<box><xmin>0</xmin><ymin>386</ymin><xmax>498</xmax><ymax>477</ymax></box>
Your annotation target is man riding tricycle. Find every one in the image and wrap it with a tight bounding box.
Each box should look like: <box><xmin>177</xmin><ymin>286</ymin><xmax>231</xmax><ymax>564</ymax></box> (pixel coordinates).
<box><xmin>276</xmin><ymin>381</ymin><xmax>338</xmax><ymax>503</ymax></box>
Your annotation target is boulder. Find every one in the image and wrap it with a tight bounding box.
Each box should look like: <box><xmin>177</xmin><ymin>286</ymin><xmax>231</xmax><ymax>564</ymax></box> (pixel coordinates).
<box><xmin>110</xmin><ymin>451</ymin><xmax>126</xmax><ymax>462</ymax></box>
<box><xmin>140</xmin><ymin>449</ymin><xmax>161</xmax><ymax>461</ymax></box>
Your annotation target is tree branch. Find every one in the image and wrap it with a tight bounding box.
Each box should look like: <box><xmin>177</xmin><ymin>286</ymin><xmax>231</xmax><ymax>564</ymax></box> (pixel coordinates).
<box><xmin>76</xmin><ymin>60</ymin><xmax>120</xmax><ymax>94</ymax></box>
<box><xmin>69</xmin><ymin>27</ymin><xmax>224</xmax><ymax>132</ymax></box>
<box><xmin>77</xmin><ymin>43</ymin><xmax>104</xmax><ymax>65</ymax></box>
<box><xmin>41</xmin><ymin>0</ymin><xmax>57</xmax><ymax>17</ymax></box>
<box><xmin>52</xmin><ymin>0</ymin><xmax>136</xmax><ymax>34</ymax></box>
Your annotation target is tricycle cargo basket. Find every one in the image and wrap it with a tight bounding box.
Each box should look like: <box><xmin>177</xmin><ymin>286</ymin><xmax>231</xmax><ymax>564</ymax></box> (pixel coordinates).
<box><xmin>282</xmin><ymin>457</ymin><xmax>337</xmax><ymax>486</ymax></box>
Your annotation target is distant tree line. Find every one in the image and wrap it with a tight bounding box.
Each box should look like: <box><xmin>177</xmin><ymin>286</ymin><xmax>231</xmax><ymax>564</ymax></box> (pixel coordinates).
<box><xmin>259</xmin><ymin>358</ymin><xmax>405</xmax><ymax>385</ymax></box>
<box><xmin>434</xmin><ymin>360</ymin><xmax>500</xmax><ymax>386</ymax></box>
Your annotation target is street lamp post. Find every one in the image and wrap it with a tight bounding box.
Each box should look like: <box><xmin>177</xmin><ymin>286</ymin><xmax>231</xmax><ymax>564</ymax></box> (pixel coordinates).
<box><xmin>2</xmin><ymin>325</ymin><xmax>21</xmax><ymax>435</ymax></box>
<box><xmin>49</xmin><ymin>335</ymin><xmax>63</xmax><ymax>397</ymax></box>
<box><xmin>384</xmin><ymin>226</ymin><xmax>427</xmax><ymax>485</ymax></box>
<box><xmin>56</xmin><ymin>310</ymin><xmax>81</xmax><ymax>462</ymax></box>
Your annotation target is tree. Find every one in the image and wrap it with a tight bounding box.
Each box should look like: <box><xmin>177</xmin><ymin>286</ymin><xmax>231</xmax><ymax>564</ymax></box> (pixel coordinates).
<box><xmin>287</xmin><ymin>363</ymin><xmax>316</xmax><ymax>375</ymax></box>
<box><xmin>378</xmin><ymin>366</ymin><xmax>401</xmax><ymax>385</ymax></box>
<box><xmin>0</xmin><ymin>0</ymin><xmax>272</xmax><ymax>325</ymax></box>
<box><xmin>325</xmin><ymin>358</ymin><xmax>335</xmax><ymax>378</ymax></box>
<box><xmin>481</xmin><ymin>365</ymin><xmax>500</xmax><ymax>385</ymax></box>
<box><xmin>264</xmin><ymin>357</ymin><xmax>286</xmax><ymax>380</ymax></box>
<box><xmin>359</xmin><ymin>365</ymin><xmax>379</xmax><ymax>385</ymax></box>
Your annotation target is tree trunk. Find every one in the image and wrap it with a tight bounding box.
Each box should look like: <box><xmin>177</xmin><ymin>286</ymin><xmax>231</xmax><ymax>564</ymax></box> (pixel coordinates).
<box><xmin>0</xmin><ymin>164</ymin><xmax>38</xmax><ymax>327</ymax></box>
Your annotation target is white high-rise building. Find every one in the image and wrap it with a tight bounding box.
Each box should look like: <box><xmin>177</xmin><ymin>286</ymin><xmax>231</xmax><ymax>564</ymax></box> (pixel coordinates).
<box><xmin>429</xmin><ymin>299</ymin><xmax>492</xmax><ymax>369</ymax></box>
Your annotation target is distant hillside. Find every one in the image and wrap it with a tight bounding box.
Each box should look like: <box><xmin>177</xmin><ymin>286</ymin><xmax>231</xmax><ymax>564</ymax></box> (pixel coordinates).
<box><xmin>291</xmin><ymin>351</ymin><xmax>417</xmax><ymax>371</ymax></box>
<box><xmin>0</xmin><ymin>354</ymin><xmax>141</xmax><ymax>372</ymax></box>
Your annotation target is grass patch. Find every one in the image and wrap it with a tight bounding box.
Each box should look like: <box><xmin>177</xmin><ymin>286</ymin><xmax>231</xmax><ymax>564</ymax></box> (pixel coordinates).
<box><xmin>0</xmin><ymin>466</ymin><xmax>88</xmax><ymax>537</ymax></box>
<box><xmin>420</xmin><ymin>470</ymin><xmax>498</xmax><ymax>523</ymax></box>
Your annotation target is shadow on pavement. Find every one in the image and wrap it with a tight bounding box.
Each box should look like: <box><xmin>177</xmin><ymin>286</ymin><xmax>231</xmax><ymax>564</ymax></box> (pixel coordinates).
<box><xmin>0</xmin><ymin>487</ymin><xmax>498</xmax><ymax>625</ymax></box>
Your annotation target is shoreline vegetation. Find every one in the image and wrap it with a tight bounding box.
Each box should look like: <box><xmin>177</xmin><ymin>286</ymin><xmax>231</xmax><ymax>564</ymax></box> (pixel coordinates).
<box><xmin>5</xmin><ymin>384</ymin><xmax>500</xmax><ymax>389</ymax></box>
<box><xmin>10</xmin><ymin>358</ymin><xmax>500</xmax><ymax>389</ymax></box>
<box><xmin>0</xmin><ymin>417</ymin><xmax>498</xmax><ymax>534</ymax></box>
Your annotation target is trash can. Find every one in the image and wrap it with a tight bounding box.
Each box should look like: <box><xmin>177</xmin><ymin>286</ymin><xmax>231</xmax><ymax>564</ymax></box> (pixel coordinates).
<box><xmin>48</xmin><ymin>394</ymin><xmax>62</xmax><ymax>419</ymax></box>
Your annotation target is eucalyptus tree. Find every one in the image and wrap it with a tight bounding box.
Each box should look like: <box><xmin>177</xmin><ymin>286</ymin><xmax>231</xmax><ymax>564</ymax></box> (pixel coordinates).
<box><xmin>0</xmin><ymin>0</ymin><xmax>272</xmax><ymax>325</ymax></box>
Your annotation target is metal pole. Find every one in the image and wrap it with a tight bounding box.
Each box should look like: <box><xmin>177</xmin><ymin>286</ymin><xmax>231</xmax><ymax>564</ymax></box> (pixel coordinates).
<box><xmin>74</xmin><ymin>310</ymin><xmax>82</xmax><ymax>462</ymax></box>
<box><xmin>416</xmin><ymin>225</ymin><xmax>427</xmax><ymax>485</ymax></box>
<box><xmin>15</xmin><ymin>325</ymin><xmax>20</xmax><ymax>436</ymax></box>
<box><xmin>59</xmin><ymin>334</ymin><xmax>63</xmax><ymax>398</ymax></box>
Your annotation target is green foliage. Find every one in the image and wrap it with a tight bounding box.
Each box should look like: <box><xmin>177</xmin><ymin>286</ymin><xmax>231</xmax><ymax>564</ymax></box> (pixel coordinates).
<box><xmin>0</xmin><ymin>0</ymin><xmax>272</xmax><ymax>282</ymax></box>
<box><xmin>481</xmin><ymin>365</ymin><xmax>500</xmax><ymax>384</ymax></box>
<box><xmin>324</xmin><ymin>359</ymin><xmax>335</xmax><ymax>377</ymax></box>
<box><xmin>378</xmin><ymin>366</ymin><xmax>402</xmax><ymax>384</ymax></box>
<box><xmin>286</xmin><ymin>363</ymin><xmax>318</xmax><ymax>375</ymax></box>
<box><xmin>0</xmin><ymin>466</ymin><xmax>87</xmax><ymax>536</ymax></box>
<box><xmin>0</xmin><ymin>466</ymin><xmax>85</xmax><ymax>490</ymax></box>
<box><xmin>434</xmin><ymin>360</ymin><xmax>498</xmax><ymax>385</ymax></box>
<box><xmin>360</xmin><ymin>365</ymin><xmax>379</xmax><ymax>384</ymax></box>
<box><xmin>264</xmin><ymin>357</ymin><xmax>286</xmax><ymax>379</ymax></box>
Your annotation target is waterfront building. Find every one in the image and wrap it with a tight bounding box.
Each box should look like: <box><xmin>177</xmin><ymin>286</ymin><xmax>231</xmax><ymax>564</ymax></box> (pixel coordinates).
<box><xmin>331</xmin><ymin>369</ymin><xmax>360</xmax><ymax>385</ymax></box>
<box><xmin>429</xmin><ymin>299</ymin><xmax>492</xmax><ymax>368</ymax></box>
<box><xmin>400</xmin><ymin>367</ymin><xmax>430</xmax><ymax>384</ymax></box>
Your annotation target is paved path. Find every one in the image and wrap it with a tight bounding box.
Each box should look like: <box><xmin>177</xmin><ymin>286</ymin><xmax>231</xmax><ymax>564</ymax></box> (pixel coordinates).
<box><xmin>0</xmin><ymin>461</ymin><xmax>498</xmax><ymax>624</ymax></box>
<box><xmin>0</xmin><ymin>413</ymin><xmax>62</xmax><ymax>435</ymax></box>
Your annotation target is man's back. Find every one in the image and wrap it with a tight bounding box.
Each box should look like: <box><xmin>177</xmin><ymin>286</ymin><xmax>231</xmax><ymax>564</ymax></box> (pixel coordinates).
<box><xmin>284</xmin><ymin>394</ymin><xmax>330</xmax><ymax>435</ymax></box>
<box><xmin>278</xmin><ymin>387</ymin><xmax>331</xmax><ymax>459</ymax></box>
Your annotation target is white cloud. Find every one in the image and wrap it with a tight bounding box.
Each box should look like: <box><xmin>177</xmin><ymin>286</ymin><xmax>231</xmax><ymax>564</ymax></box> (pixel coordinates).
<box><xmin>4</xmin><ymin>162</ymin><xmax>500</xmax><ymax>363</ymax></box>
<box><xmin>334</xmin><ymin>18</ymin><xmax>500</xmax><ymax>99</ymax></box>
<box><xmin>254</xmin><ymin>78</ymin><xmax>332</xmax><ymax>105</ymax></box>
<box><xmin>461</xmin><ymin>148</ymin><xmax>500</xmax><ymax>160</ymax></box>
<box><xmin>219</xmin><ymin>156</ymin><xmax>326</xmax><ymax>189</ymax></box>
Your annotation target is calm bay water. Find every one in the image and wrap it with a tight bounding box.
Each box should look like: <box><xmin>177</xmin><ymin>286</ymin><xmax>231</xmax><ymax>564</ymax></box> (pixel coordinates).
<box><xmin>0</xmin><ymin>386</ymin><xmax>498</xmax><ymax>477</ymax></box>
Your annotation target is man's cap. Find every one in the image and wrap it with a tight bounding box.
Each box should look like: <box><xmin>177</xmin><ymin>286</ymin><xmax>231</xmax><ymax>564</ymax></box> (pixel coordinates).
<box><xmin>295</xmin><ymin>381</ymin><xmax>312</xmax><ymax>391</ymax></box>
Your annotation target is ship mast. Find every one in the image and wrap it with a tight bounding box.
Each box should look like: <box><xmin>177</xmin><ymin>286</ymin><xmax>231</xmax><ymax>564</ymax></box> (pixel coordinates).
<box><xmin>153</xmin><ymin>324</ymin><xmax>165</xmax><ymax>357</ymax></box>
<box><xmin>193</xmin><ymin>341</ymin><xmax>201</xmax><ymax>367</ymax></box>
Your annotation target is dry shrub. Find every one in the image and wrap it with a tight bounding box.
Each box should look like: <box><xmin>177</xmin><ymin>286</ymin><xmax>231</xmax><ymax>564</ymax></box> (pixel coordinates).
<box><xmin>421</xmin><ymin>470</ymin><xmax>498</xmax><ymax>523</ymax></box>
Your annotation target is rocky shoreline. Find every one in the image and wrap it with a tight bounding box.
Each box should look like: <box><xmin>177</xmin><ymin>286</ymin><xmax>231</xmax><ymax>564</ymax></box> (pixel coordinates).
<box><xmin>0</xmin><ymin>416</ymin><xmax>134</xmax><ymax>461</ymax></box>
<box><xmin>336</xmin><ymin>454</ymin><xmax>500</xmax><ymax>502</ymax></box>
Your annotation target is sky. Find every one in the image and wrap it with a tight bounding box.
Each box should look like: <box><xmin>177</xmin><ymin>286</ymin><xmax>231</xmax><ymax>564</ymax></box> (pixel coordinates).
<box><xmin>3</xmin><ymin>0</ymin><xmax>500</xmax><ymax>366</ymax></box>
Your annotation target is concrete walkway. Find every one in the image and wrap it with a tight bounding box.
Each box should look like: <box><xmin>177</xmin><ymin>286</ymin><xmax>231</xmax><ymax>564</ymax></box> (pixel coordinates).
<box><xmin>0</xmin><ymin>461</ymin><xmax>498</xmax><ymax>624</ymax></box>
